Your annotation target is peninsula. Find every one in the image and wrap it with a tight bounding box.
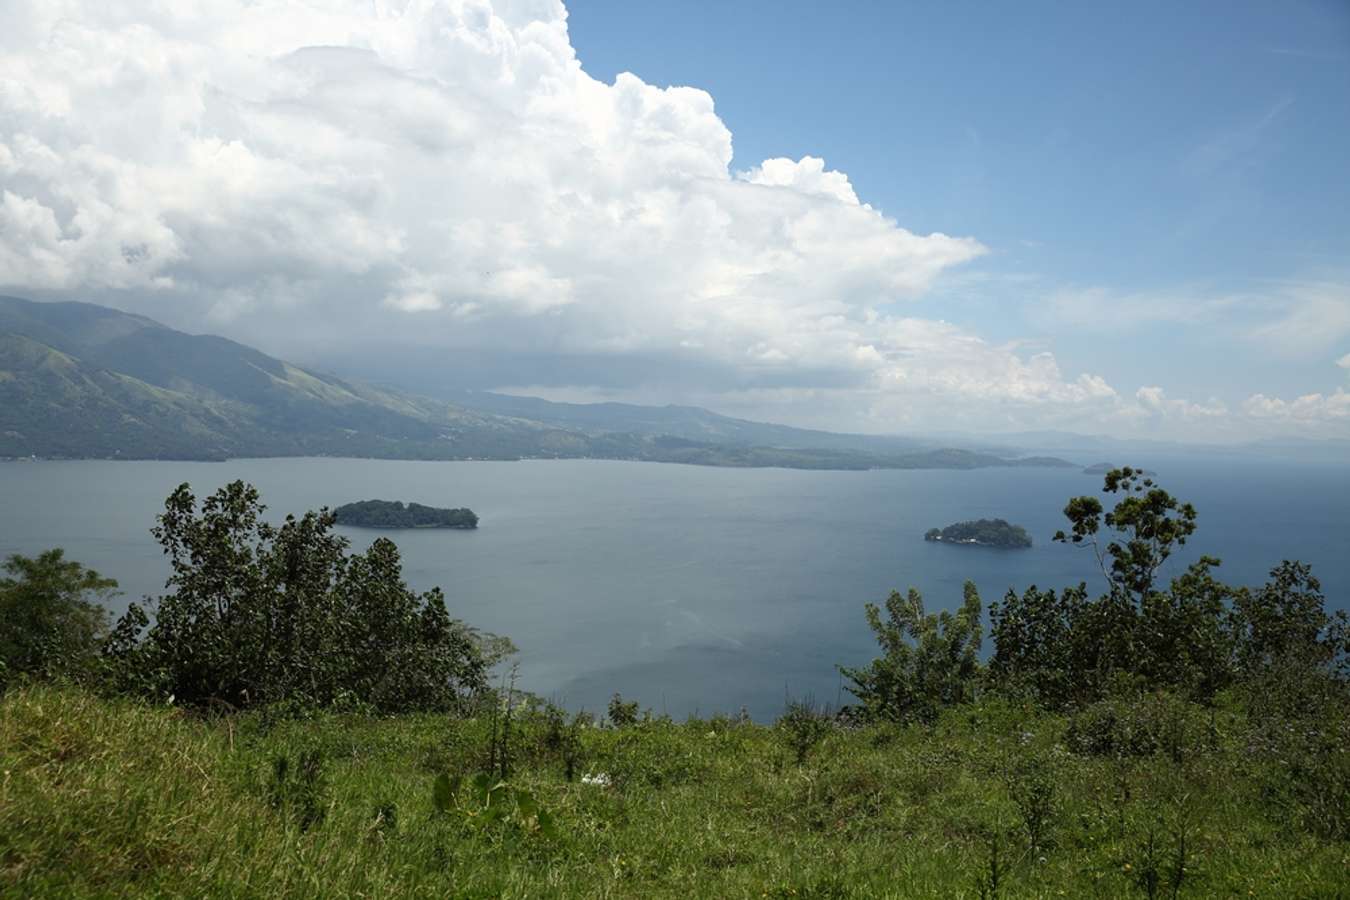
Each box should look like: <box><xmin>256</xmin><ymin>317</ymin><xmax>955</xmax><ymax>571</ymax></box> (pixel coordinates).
<box><xmin>924</xmin><ymin>518</ymin><xmax>1031</xmax><ymax>548</ymax></box>
<box><xmin>332</xmin><ymin>500</ymin><xmax>478</xmax><ymax>529</ymax></box>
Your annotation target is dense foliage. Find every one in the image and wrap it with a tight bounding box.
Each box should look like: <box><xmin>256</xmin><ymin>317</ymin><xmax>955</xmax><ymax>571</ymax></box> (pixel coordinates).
<box><xmin>855</xmin><ymin>468</ymin><xmax>1347</xmax><ymax>717</ymax></box>
<box><xmin>105</xmin><ymin>482</ymin><xmax>492</xmax><ymax>712</ymax></box>
<box><xmin>0</xmin><ymin>549</ymin><xmax>116</xmax><ymax>689</ymax></box>
<box><xmin>924</xmin><ymin>518</ymin><xmax>1032</xmax><ymax>548</ymax></box>
<box><xmin>839</xmin><ymin>582</ymin><xmax>984</xmax><ymax>724</ymax></box>
<box><xmin>332</xmin><ymin>499</ymin><xmax>479</xmax><ymax>529</ymax></box>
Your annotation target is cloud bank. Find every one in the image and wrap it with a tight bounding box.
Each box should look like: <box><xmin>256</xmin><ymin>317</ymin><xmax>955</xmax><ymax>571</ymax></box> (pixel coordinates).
<box><xmin>0</xmin><ymin>0</ymin><xmax>1344</xmax><ymax>438</ymax></box>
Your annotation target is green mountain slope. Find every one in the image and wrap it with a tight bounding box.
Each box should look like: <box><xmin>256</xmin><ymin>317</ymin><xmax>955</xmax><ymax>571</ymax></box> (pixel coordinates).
<box><xmin>443</xmin><ymin>389</ymin><xmax>933</xmax><ymax>453</ymax></box>
<box><xmin>0</xmin><ymin>333</ymin><xmax>237</xmax><ymax>459</ymax></box>
<box><xmin>0</xmin><ymin>296</ymin><xmax>1074</xmax><ymax>470</ymax></box>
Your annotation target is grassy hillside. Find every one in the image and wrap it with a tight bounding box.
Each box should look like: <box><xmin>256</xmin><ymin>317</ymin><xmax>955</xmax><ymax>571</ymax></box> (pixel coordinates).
<box><xmin>2</xmin><ymin>684</ymin><xmax>1345</xmax><ymax>898</ymax></box>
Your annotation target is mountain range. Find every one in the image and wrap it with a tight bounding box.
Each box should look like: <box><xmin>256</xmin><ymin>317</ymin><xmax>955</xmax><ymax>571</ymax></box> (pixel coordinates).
<box><xmin>0</xmin><ymin>295</ymin><xmax>1074</xmax><ymax>471</ymax></box>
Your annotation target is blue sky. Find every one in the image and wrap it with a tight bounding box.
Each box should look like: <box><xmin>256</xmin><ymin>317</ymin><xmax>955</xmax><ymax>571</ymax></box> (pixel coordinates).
<box><xmin>568</xmin><ymin>0</ymin><xmax>1350</xmax><ymax>404</ymax></box>
<box><xmin>2</xmin><ymin>0</ymin><xmax>1348</xmax><ymax>440</ymax></box>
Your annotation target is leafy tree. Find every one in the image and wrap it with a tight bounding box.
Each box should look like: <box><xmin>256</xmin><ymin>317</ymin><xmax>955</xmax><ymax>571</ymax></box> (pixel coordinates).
<box><xmin>991</xmin><ymin>468</ymin><xmax>1338</xmax><ymax>707</ymax></box>
<box><xmin>840</xmin><ymin>581</ymin><xmax>983</xmax><ymax>724</ymax></box>
<box><xmin>1023</xmin><ymin>468</ymin><xmax>1217</xmax><ymax>702</ymax></box>
<box><xmin>990</xmin><ymin>561</ymin><xmax>1237</xmax><ymax>708</ymax></box>
<box><xmin>1054</xmin><ymin>466</ymin><xmax>1196</xmax><ymax>604</ymax></box>
<box><xmin>0</xmin><ymin>549</ymin><xmax>117</xmax><ymax>688</ymax></box>
<box><xmin>109</xmin><ymin>481</ymin><xmax>491</xmax><ymax>712</ymax></box>
<box><xmin>988</xmin><ymin>582</ymin><xmax>1098</xmax><ymax>708</ymax></box>
<box><xmin>1230</xmin><ymin>561</ymin><xmax>1348</xmax><ymax>682</ymax></box>
<box><xmin>1140</xmin><ymin>555</ymin><xmax>1235</xmax><ymax>700</ymax></box>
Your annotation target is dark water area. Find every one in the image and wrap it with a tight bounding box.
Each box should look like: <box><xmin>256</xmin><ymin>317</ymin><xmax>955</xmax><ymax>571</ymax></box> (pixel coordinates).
<box><xmin>2</xmin><ymin>456</ymin><xmax>1346</xmax><ymax>719</ymax></box>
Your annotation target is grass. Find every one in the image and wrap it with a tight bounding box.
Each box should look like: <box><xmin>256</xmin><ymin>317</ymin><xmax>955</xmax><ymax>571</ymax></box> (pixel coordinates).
<box><xmin>2</xmin><ymin>685</ymin><xmax>1347</xmax><ymax>898</ymax></box>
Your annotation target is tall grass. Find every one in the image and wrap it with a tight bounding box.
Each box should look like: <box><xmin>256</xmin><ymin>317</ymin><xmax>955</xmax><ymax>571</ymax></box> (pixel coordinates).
<box><xmin>2</xmin><ymin>685</ymin><xmax>1346</xmax><ymax>898</ymax></box>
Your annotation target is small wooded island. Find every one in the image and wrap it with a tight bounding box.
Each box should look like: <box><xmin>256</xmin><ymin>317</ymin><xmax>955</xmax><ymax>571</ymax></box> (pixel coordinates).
<box><xmin>332</xmin><ymin>500</ymin><xmax>478</xmax><ymax>529</ymax></box>
<box><xmin>924</xmin><ymin>518</ymin><xmax>1032</xmax><ymax>548</ymax></box>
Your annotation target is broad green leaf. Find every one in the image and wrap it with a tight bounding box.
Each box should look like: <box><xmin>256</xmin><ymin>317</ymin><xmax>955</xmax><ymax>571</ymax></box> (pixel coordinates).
<box><xmin>514</xmin><ymin>790</ymin><xmax>539</xmax><ymax>821</ymax></box>
<box><xmin>536</xmin><ymin>808</ymin><xmax>559</xmax><ymax>840</ymax></box>
<box><xmin>432</xmin><ymin>773</ymin><xmax>453</xmax><ymax>812</ymax></box>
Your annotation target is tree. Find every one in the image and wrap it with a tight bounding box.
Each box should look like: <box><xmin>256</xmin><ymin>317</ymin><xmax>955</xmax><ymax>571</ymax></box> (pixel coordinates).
<box><xmin>1140</xmin><ymin>555</ymin><xmax>1235</xmax><ymax>700</ymax></box>
<box><xmin>110</xmin><ymin>481</ymin><xmax>492</xmax><ymax>712</ymax></box>
<box><xmin>0</xmin><ymin>549</ymin><xmax>117</xmax><ymax>688</ymax></box>
<box><xmin>1031</xmin><ymin>468</ymin><xmax>1223</xmax><ymax>701</ymax></box>
<box><xmin>1054</xmin><ymin>466</ymin><xmax>1196</xmax><ymax>605</ymax></box>
<box><xmin>988</xmin><ymin>582</ymin><xmax>1097</xmax><ymax>708</ymax></box>
<box><xmin>1230</xmin><ymin>561</ymin><xmax>1348</xmax><ymax>683</ymax></box>
<box><xmin>990</xmin><ymin>468</ymin><xmax>1333</xmax><ymax>706</ymax></box>
<box><xmin>990</xmin><ymin>561</ymin><xmax>1237</xmax><ymax>708</ymax></box>
<box><xmin>840</xmin><ymin>581</ymin><xmax>983</xmax><ymax>724</ymax></box>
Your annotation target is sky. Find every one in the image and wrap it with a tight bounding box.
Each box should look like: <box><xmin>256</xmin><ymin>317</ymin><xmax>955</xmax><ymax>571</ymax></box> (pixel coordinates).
<box><xmin>1</xmin><ymin>0</ymin><xmax>1348</xmax><ymax>441</ymax></box>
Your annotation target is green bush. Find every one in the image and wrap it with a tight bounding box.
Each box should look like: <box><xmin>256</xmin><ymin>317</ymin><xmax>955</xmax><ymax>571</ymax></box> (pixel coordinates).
<box><xmin>107</xmin><ymin>481</ymin><xmax>490</xmax><ymax>713</ymax></box>
<box><xmin>607</xmin><ymin>692</ymin><xmax>641</xmax><ymax>727</ymax></box>
<box><xmin>1230</xmin><ymin>561</ymin><xmax>1348</xmax><ymax>683</ymax></box>
<box><xmin>991</xmin><ymin>469</ymin><xmax>1342</xmax><ymax>709</ymax></box>
<box><xmin>1066</xmin><ymin>691</ymin><xmax>1210</xmax><ymax>761</ymax></box>
<box><xmin>0</xmin><ymin>550</ymin><xmax>116</xmax><ymax>689</ymax></box>
<box><xmin>840</xmin><ymin>581</ymin><xmax>983</xmax><ymax>724</ymax></box>
<box><xmin>777</xmin><ymin>698</ymin><xmax>833</xmax><ymax>765</ymax></box>
<box><xmin>1004</xmin><ymin>751</ymin><xmax>1058</xmax><ymax>852</ymax></box>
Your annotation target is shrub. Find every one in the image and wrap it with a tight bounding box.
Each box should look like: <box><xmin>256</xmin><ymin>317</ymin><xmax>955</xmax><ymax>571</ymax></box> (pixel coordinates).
<box><xmin>777</xmin><ymin>697</ymin><xmax>833</xmax><ymax>765</ymax></box>
<box><xmin>988</xmin><ymin>582</ymin><xmax>1098</xmax><ymax>708</ymax></box>
<box><xmin>0</xmin><ymin>550</ymin><xmax>117</xmax><ymax>689</ymax></box>
<box><xmin>840</xmin><ymin>581</ymin><xmax>983</xmax><ymax>724</ymax></box>
<box><xmin>1244</xmin><ymin>669</ymin><xmax>1350</xmax><ymax>840</ymax></box>
<box><xmin>607</xmin><ymin>692</ymin><xmax>641</xmax><ymax>727</ymax></box>
<box><xmin>1004</xmin><ymin>751</ymin><xmax>1058</xmax><ymax>852</ymax></box>
<box><xmin>1066</xmin><ymin>690</ymin><xmax>1209</xmax><ymax>762</ymax></box>
<box><xmin>1230</xmin><ymin>561</ymin><xmax>1349</xmax><ymax>683</ymax></box>
<box><xmin>432</xmin><ymin>772</ymin><xmax>558</xmax><ymax>840</ymax></box>
<box><xmin>990</xmin><ymin>470</ymin><xmax>1341</xmax><ymax>708</ymax></box>
<box><xmin>541</xmin><ymin>704</ymin><xmax>589</xmax><ymax>782</ymax></box>
<box><xmin>108</xmin><ymin>481</ymin><xmax>490</xmax><ymax>713</ymax></box>
<box><xmin>604</xmin><ymin>722</ymin><xmax>708</xmax><ymax>790</ymax></box>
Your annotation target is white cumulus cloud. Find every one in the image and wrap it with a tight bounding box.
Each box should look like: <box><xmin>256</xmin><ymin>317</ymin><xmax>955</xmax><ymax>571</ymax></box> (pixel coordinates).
<box><xmin>0</xmin><ymin>0</ymin><xmax>1296</xmax><ymax>438</ymax></box>
<box><xmin>1133</xmin><ymin>386</ymin><xmax>1228</xmax><ymax>420</ymax></box>
<box><xmin>1244</xmin><ymin>390</ymin><xmax>1350</xmax><ymax>425</ymax></box>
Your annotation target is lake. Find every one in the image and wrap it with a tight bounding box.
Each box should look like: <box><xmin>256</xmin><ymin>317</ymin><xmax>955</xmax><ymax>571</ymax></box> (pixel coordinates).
<box><xmin>2</xmin><ymin>456</ymin><xmax>1346</xmax><ymax>719</ymax></box>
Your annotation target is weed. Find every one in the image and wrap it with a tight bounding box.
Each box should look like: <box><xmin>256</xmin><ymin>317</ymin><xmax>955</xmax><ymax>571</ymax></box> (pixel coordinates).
<box><xmin>432</xmin><ymin>772</ymin><xmax>558</xmax><ymax>840</ymax></box>
<box><xmin>266</xmin><ymin>747</ymin><xmax>327</xmax><ymax>832</ymax></box>
<box><xmin>972</xmin><ymin>825</ymin><xmax>1009</xmax><ymax>899</ymax></box>
<box><xmin>778</xmin><ymin>697</ymin><xmax>833</xmax><ymax>765</ymax></box>
<box><xmin>542</xmin><ymin>704</ymin><xmax>588</xmax><ymax>782</ymax></box>
<box><xmin>1005</xmin><ymin>751</ymin><xmax>1057</xmax><ymax>853</ymax></box>
<box><xmin>1120</xmin><ymin>799</ymin><xmax>1196</xmax><ymax>900</ymax></box>
<box><xmin>370</xmin><ymin>801</ymin><xmax>398</xmax><ymax>836</ymax></box>
<box><xmin>607</xmin><ymin>692</ymin><xmax>640</xmax><ymax>727</ymax></box>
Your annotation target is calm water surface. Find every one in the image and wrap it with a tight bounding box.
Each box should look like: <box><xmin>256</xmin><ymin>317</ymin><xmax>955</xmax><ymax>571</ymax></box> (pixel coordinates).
<box><xmin>2</xmin><ymin>457</ymin><xmax>1346</xmax><ymax>718</ymax></box>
